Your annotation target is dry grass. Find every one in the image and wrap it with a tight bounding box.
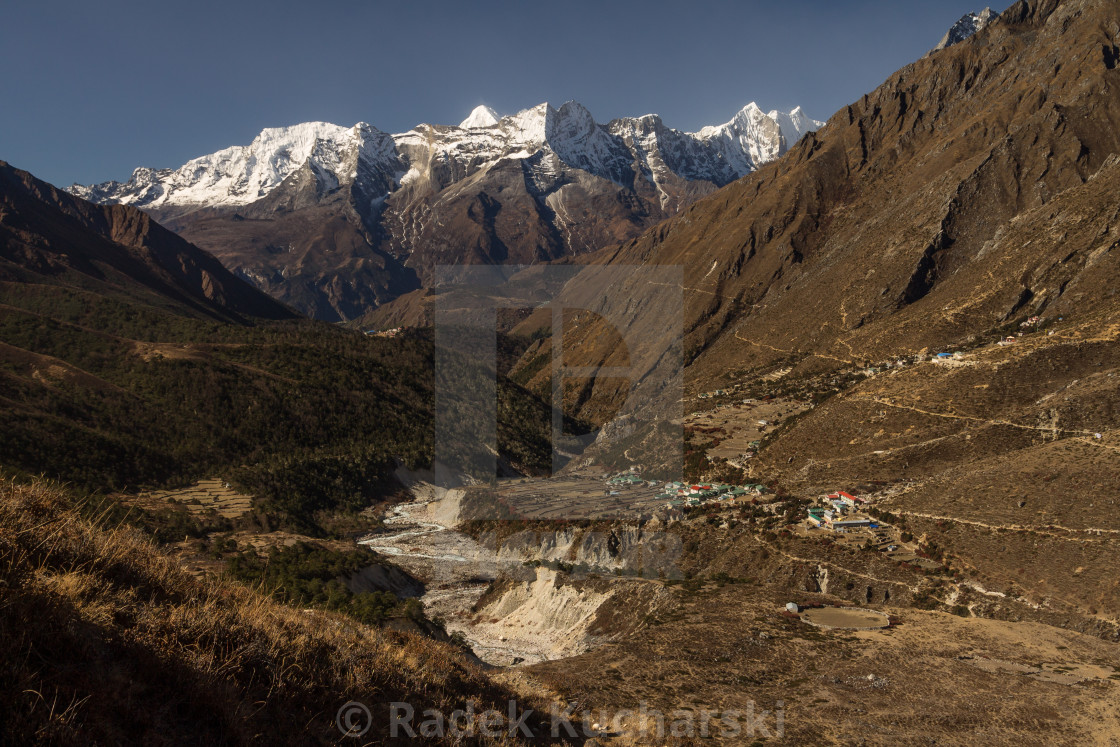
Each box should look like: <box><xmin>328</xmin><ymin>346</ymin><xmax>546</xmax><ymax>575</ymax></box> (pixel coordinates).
<box><xmin>0</xmin><ymin>479</ymin><xmax>562</xmax><ymax>745</ymax></box>
<box><xmin>529</xmin><ymin>581</ymin><xmax>1120</xmax><ymax>745</ymax></box>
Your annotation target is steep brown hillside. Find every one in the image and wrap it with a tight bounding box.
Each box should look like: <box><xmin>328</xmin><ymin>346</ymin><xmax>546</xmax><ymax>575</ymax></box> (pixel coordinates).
<box><xmin>540</xmin><ymin>0</ymin><xmax>1120</xmax><ymax>629</ymax></box>
<box><xmin>0</xmin><ymin>479</ymin><xmax>558</xmax><ymax>744</ymax></box>
<box><xmin>563</xmin><ymin>0</ymin><xmax>1120</xmax><ymax>395</ymax></box>
<box><xmin>0</xmin><ymin>161</ymin><xmax>295</xmax><ymax>322</ymax></box>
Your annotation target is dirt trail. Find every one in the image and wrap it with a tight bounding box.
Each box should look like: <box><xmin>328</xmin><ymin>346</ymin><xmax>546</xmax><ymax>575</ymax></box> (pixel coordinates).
<box><xmin>856</xmin><ymin>395</ymin><xmax>1101</xmax><ymax>437</ymax></box>
<box><xmin>732</xmin><ymin>329</ymin><xmax>856</xmax><ymax>365</ymax></box>
<box><xmin>888</xmin><ymin>508</ymin><xmax>1120</xmax><ymax>541</ymax></box>
<box><xmin>764</xmin><ymin>540</ymin><xmax>922</xmax><ymax>594</ymax></box>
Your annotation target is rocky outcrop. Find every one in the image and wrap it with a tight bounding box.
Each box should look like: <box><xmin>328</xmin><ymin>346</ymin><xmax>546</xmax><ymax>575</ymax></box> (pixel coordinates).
<box><xmin>492</xmin><ymin>526</ymin><xmax>684</xmax><ymax>578</ymax></box>
<box><xmin>460</xmin><ymin>566</ymin><xmax>674</xmax><ymax>665</ymax></box>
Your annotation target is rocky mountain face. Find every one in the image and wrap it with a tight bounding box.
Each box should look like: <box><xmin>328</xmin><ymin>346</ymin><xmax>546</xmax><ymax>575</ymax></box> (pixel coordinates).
<box><xmin>0</xmin><ymin>161</ymin><xmax>295</xmax><ymax>322</ymax></box>
<box><xmin>70</xmin><ymin>103</ymin><xmax>821</xmax><ymax>320</ymax></box>
<box><xmin>931</xmin><ymin>7</ymin><xmax>996</xmax><ymax>51</ymax></box>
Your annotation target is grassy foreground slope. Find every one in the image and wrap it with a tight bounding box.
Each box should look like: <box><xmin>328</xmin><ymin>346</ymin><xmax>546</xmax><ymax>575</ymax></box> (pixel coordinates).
<box><xmin>0</xmin><ymin>479</ymin><xmax>556</xmax><ymax>744</ymax></box>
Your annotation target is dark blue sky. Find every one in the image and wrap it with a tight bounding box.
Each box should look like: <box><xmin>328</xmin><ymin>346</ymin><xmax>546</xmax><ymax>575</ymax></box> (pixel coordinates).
<box><xmin>1</xmin><ymin>0</ymin><xmax>1007</xmax><ymax>188</ymax></box>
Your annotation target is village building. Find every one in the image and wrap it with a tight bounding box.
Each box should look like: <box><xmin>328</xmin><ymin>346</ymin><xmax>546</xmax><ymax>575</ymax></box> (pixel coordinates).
<box><xmin>832</xmin><ymin>518</ymin><xmax>872</xmax><ymax>531</ymax></box>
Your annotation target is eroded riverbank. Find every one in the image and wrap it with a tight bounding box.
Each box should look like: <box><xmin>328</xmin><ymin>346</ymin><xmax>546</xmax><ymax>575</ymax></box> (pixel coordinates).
<box><xmin>358</xmin><ymin>483</ymin><xmax>674</xmax><ymax>666</ymax></box>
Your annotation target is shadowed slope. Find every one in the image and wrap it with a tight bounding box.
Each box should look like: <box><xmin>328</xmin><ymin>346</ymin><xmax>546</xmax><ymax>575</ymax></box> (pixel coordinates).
<box><xmin>1</xmin><ymin>161</ymin><xmax>295</xmax><ymax>323</ymax></box>
<box><xmin>0</xmin><ymin>479</ymin><xmax>559</xmax><ymax>745</ymax></box>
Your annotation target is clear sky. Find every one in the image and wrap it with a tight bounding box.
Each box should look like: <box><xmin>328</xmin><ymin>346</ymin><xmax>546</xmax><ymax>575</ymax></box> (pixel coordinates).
<box><xmin>0</xmin><ymin>0</ymin><xmax>1008</xmax><ymax>188</ymax></box>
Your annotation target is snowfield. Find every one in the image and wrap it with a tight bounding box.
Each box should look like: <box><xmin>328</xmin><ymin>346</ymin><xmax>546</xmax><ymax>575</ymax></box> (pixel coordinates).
<box><xmin>70</xmin><ymin>100</ymin><xmax>824</xmax><ymax>212</ymax></box>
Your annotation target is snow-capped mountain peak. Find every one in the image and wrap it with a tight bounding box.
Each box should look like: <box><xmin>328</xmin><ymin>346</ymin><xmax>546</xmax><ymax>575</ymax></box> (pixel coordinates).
<box><xmin>931</xmin><ymin>7</ymin><xmax>996</xmax><ymax>52</ymax></box>
<box><xmin>70</xmin><ymin>121</ymin><xmax>368</xmax><ymax>210</ymax></box>
<box><xmin>692</xmin><ymin>102</ymin><xmax>824</xmax><ymax>177</ymax></box>
<box><xmin>67</xmin><ymin>99</ymin><xmax>825</xmax><ymax>321</ymax></box>
<box><xmin>459</xmin><ymin>105</ymin><xmax>500</xmax><ymax>129</ymax></box>
<box><xmin>504</xmin><ymin>102</ymin><xmax>553</xmax><ymax>145</ymax></box>
<box><xmin>770</xmin><ymin>106</ymin><xmax>822</xmax><ymax>151</ymax></box>
<box><xmin>72</xmin><ymin>101</ymin><xmax>823</xmax><ymax>212</ymax></box>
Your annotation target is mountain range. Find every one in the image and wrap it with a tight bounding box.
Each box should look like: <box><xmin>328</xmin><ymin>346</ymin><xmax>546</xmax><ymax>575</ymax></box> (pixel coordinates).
<box><xmin>70</xmin><ymin>102</ymin><xmax>821</xmax><ymax>320</ymax></box>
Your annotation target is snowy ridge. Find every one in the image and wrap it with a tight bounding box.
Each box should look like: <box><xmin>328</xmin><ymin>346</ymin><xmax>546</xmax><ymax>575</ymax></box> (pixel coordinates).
<box><xmin>459</xmin><ymin>105</ymin><xmax>500</xmax><ymax>129</ymax></box>
<box><xmin>931</xmin><ymin>7</ymin><xmax>996</xmax><ymax>52</ymax></box>
<box><xmin>72</xmin><ymin>122</ymin><xmax>361</xmax><ymax>209</ymax></box>
<box><xmin>71</xmin><ymin>101</ymin><xmax>823</xmax><ymax>212</ymax></box>
<box><xmin>694</xmin><ymin>102</ymin><xmax>811</xmax><ymax>177</ymax></box>
<box><xmin>770</xmin><ymin>106</ymin><xmax>821</xmax><ymax>153</ymax></box>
